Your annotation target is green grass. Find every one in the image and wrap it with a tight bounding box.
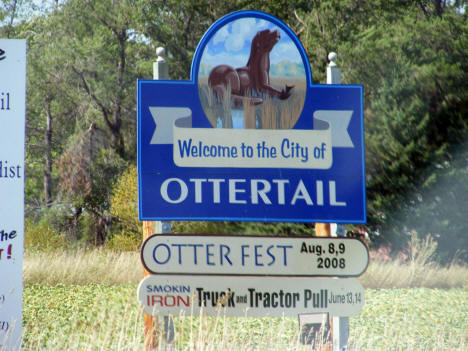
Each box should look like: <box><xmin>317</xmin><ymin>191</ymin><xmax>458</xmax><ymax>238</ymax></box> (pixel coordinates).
<box><xmin>350</xmin><ymin>288</ymin><xmax>468</xmax><ymax>350</ymax></box>
<box><xmin>20</xmin><ymin>241</ymin><xmax>468</xmax><ymax>350</ymax></box>
<box><xmin>22</xmin><ymin>284</ymin><xmax>468</xmax><ymax>350</ymax></box>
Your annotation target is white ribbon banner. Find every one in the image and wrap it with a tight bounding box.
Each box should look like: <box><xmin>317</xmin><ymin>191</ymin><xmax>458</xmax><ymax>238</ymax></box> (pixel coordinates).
<box><xmin>149</xmin><ymin>107</ymin><xmax>353</xmax><ymax>170</ymax></box>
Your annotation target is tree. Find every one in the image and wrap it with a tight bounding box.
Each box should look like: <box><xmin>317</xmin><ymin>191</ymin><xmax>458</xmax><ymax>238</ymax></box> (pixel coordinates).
<box><xmin>9</xmin><ymin>0</ymin><xmax>467</xmax><ymax>258</ymax></box>
<box><xmin>24</xmin><ymin>12</ymin><xmax>79</xmax><ymax>209</ymax></box>
<box><xmin>19</xmin><ymin>0</ymin><xmax>152</xmax><ymax>243</ymax></box>
<box><xmin>51</xmin><ymin>0</ymin><xmax>153</xmax><ymax>160</ymax></box>
<box><xmin>342</xmin><ymin>11</ymin><xmax>468</xmax><ymax>259</ymax></box>
<box><xmin>138</xmin><ymin>0</ymin><xmax>313</xmax><ymax>80</ymax></box>
<box><xmin>0</xmin><ymin>0</ymin><xmax>31</xmax><ymax>37</ymax></box>
<box><xmin>58</xmin><ymin>124</ymin><xmax>126</xmax><ymax>244</ymax></box>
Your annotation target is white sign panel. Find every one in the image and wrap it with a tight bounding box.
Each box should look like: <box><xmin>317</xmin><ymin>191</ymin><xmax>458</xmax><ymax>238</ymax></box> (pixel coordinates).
<box><xmin>0</xmin><ymin>39</ymin><xmax>26</xmax><ymax>350</ymax></box>
<box><xmin>138</xmin><ymin>275</ymin><xmax>364</xmax><ymax>317</ymax></box>
<box><xmin>141</xmin><ymin>235</ymin><xmax>369</xmax><ymax>277</ymax></box>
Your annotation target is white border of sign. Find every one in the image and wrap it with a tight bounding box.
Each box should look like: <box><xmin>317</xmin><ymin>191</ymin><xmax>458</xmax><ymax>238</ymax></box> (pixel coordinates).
<box><xmin>0</xmin><ymin>39</ymin><xmax>26</xmax><ymax>350</ymax></box>
<box><xmin>138</xmin><ymin>275</ymin><xmax>365</xmax><ymax>317</ymax></box>
<box><xmin>141</xmin><ymin>235</ymin><xmax>369</xmax><ymax>277</ymax></box>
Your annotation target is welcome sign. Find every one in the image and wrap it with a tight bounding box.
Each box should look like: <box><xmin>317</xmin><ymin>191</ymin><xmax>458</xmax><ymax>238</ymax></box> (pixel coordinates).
<box><xmin>138</xmin><ymin>10</ymin><xmax>365</xmax><ymax>223</ymax></box>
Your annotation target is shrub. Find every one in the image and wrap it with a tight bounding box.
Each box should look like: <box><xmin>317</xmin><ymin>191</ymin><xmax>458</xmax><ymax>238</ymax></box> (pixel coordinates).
<box><xmin>108</xmin><ymin>165</ymin><xmax>140</xmax><ymax>250</ymax></box>
<box><xmin>25</xmin><ymin>217</ymin><xmax>66</xmax><ymax>251</ymax></box>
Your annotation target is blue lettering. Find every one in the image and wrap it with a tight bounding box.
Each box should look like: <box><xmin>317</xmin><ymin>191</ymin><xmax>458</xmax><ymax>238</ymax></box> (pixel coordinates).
<box><xmin>281</xmin><ymin>138</ymin><xmax>290</xmax><ymax>159</ymax></box>
<box><xmin>177</xmin><ymin>138</ymin><xmax>192</xmax><ymax>158</ymax></box>
<box><xmin>153</xmin><ymin>243</ymin><xmax>171</xmax><ymax>264</ymax></box>
<box><xmin>254</xmin><ymin>245</ymin><xmax>264</xmax><ymax>266</ymax></box>
<box><xmin>220</xmin><ymin>244</ymin><xmax>232</xmax><ymax>266</ymax></box>
<box><xmin>171</xmin><ymin>243</ymin><xmax>187</xmax><ymax>264</ymax></box>
<box><xmin>277</xmin><ymin>245</ymin><xmax>293</xmax><ymax>265</ymax></box>
<box><xmin>188</xmin><ymin>244</ymin><xmax>203</xmax><ymax>265</ymax></box>
<box><xmin>241</xmin><ymin>245</ymin><xmax>250</xmax><ymax>266</ymax></box>
<box><xmin>266</xmin><ymin>245</ymin><xmax>275</xmax><ymax>266</ymax></box>
<box><xmin>206</xmin><ymin>244</ymin><xmax>215</xmax><ymax>266</ymax></box>
<box><xmin>147</xmin><ymin>285</ymin><xmax>191</xmax><ymax>293</ymax></box>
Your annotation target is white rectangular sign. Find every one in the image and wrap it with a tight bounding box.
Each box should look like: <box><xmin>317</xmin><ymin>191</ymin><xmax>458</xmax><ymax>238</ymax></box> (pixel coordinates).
<box><xmin>0</xmin><ymin>39</ymin><xmax>26</xmax><ymax>351</ymax></box>
<box><xmin>141</xmin><ymin>235</ymin><xmax>369</xmax><ymax>277</ymax></box>
<box><xmin>138</xmin><ymin>275</ymin><xmax>364</xmax><ymax>317</ymax></box>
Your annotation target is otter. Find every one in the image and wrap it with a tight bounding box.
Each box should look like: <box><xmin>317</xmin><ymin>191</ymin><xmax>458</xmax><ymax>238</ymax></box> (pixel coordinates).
<box><xmin>208</xmin><ymin>29</ymin><xmax>293</xmax><ymax>106</ymax></box>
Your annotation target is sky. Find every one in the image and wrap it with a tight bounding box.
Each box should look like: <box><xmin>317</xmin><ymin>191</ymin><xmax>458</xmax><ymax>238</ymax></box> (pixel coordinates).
<box><xmin>199</xmin><ymin>17</ymin><xmax>304</xmax><ymax>71</ymax></box>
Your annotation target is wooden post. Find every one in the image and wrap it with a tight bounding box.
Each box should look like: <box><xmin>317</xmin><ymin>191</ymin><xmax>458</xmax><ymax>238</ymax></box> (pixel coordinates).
<box><xmin>143</xmin><ymin>220</ymin><xmax>159</xmax><ymax>351</ymax></box>
<box><xmin>143</xmin><ymin>47</ymin><xmax>171</xmax><ymax>351</ymax></box>
<box><xmin>315</xmin><ymin>223</ymin><xmax>331</xmax><ymax>237</ymax></box>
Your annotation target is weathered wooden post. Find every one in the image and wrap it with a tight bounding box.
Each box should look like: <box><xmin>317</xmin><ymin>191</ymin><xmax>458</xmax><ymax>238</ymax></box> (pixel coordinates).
<box><xmin>143</xmin><ymin>47</ymin><xmax>173</xmax><ymax>351</ymax></box>
<box><xmin>142</xmin><ymin>221</ymin><xmax>158</xmax><ymax>350</ymax></box>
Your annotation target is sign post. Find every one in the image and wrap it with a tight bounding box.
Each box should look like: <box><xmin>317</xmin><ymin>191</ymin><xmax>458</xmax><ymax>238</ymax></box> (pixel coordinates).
<box><xmin>310</xmin><ymin>52</ymin><xmax>348</xmax><ymax>350</ymax></box>
<box><xmin>0</xmin><ymin>39</ymin><xmax>26</xmax><ymax>351</ymax></box>
<box><xmin>326</xmin><ymin>52</ymin><xmax>350</xmax><ymax>351</ymax></box>
<box><xmin>142</xmin><ymin>47</ymin><xmax>174</xmax><ymax>351</ymax></box>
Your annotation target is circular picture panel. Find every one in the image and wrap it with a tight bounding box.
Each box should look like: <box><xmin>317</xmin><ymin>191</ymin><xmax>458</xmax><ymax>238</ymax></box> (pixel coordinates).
<box><xmin>197</xmin><ymin>13</ymin><xmax>308</xmax><ymax>130</ymax></box>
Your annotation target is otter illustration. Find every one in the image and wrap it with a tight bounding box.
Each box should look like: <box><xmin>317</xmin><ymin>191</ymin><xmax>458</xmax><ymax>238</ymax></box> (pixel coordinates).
<box><xmin>208</xmin><ymin>29</ymin><xmax>294</xmax><ymax>106</ymax></box>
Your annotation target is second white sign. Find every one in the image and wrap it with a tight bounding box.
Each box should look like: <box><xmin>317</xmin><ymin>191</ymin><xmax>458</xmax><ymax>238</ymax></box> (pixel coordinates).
<box><xmin>141</xmin><ymin>235</ymin><xmax>369</xmax><ymax>277</ymax></box>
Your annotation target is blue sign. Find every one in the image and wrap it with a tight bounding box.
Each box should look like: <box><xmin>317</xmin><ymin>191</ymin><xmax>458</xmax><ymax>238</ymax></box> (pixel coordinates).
<box><xmin>138</xmin><ymin>10</ymin><xmax>366</xmax><ymax>223</ymax></box>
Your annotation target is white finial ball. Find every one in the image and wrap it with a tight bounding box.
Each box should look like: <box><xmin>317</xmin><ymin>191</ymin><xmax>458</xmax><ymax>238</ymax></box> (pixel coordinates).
<box><xmin>156</xmin><ymin>47</ymin><xmax>165</xmax><ymax>57</ymax></box>
<box><xmin>328</xmin><ymin>52</ymin><xmax>337</xmax><ymax>62</ymax></box>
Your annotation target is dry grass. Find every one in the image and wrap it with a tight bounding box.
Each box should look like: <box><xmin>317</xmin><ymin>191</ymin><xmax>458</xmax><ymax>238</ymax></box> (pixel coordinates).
<box><xmin>359</xmin><ymin>259</ymin><xmax>468</xmax><ymax>289</ymax></box>
<box><xmin>23</xmin><ymin>247</ymin><xmax>467</xmax><ymax>288</ymax></box>
<box><xmin>23</xmin><ymin>248</ymin><xmax>141</xmax><ymax>286</ymax></box>
<box><xmin>198</xmin><ymin>76</ymin><xmax>306</xmax><ymax>130</ymax></box>
<box><xmin>360</xmin><ymin>233</ymin><xmax>468</xmax><ymax>289</ymax></box>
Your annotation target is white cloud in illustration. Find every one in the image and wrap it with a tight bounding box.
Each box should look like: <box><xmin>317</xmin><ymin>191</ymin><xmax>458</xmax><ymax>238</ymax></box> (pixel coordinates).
<box><xmin>201</xmin><ymin>50</ymin><xmax>248</xmax><ymax>70</ymax></box>
<box><xmin>201</xmin><ymin>17</ymin><xmax>305</xmax><ymax>77</ymax></box>
<box><xmin>222</xmin><ymin>18</ymin><xmax>271</xmax><ymax>53</ymax></box>
<box><xmin>212</xmin><ymin>25</ymin><xmax>229</xmax><ymax>46</ymax></box>
<box><xmin>270</xmin><ymin>42</ymin><xmax>303</xmax><ymax>64</ymax></box>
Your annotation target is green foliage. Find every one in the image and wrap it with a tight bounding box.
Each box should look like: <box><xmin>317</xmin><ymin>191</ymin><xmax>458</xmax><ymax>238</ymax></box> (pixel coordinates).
<box><xmin>22</xmin><ymin>283</ymin><xmax>468</xmax><ymax>350</ymax></box>
<box><xmin>58</xmin><ymin>129</ymin><xmax>127</xmax><ymax>245</ymax></box>
<box><xmin>108</xmin><ymin>165</ymin><xmax>140</xmax><ymax>250</ymax></box>
<box><xmin>172</xmin><ymin>220</ymin><xmax>315</xmax><ymax>236</ymax></box>
<box><xmin>25</xmin><ymin>217</ymin><xmax>66</xmax><ymax>251</ymax></box>
<box><xmin>4</xmin><ymin>0</ymin><xmax>466</xmax><ymax>262</ymax></box>
<box><xmin>343</xmin><ymin>13</ymin><xmax>468</xmax><ymax>259</ymax></box>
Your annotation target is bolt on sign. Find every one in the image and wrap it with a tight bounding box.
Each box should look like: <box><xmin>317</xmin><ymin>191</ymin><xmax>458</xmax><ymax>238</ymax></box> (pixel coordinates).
<box><xmin>141</xmin><ymin>235</ymin><xmax>369</xmax><ymax>277</ymax></box>
<box><xmin>137</xmin><ymin>10</ymin><xmax>365</xmax><ymax>223</ymax></box>
<box><xmin>0</xmin><ymin>39</ymin><xmax>26</xmax><ymax>351</ymax></box>
<box><xmin>138</xmin><ymin>275</ymin><xmax>365</xmax><ymax>317</ymax></box>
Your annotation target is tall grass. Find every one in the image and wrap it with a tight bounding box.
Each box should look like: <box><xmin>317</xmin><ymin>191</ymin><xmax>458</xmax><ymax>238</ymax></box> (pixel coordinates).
<box><xmin>198</xmin><ymin>76</ymin><xmax>306</xmax><ymax>130</ymax></box>
<box><xmin>23</xmin><ymin>246</ymin><xmax>468</xmax><ymax>288</ymax></box>
<box><xmin>23</xmin><ymin>248</ymin><xmax>140</xmax><ymax>285</ymax></box>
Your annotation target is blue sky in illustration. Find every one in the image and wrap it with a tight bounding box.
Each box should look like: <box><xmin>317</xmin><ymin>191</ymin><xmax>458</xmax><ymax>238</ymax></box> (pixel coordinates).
<box><xmin>199</xmin><ymin>17</ymin><xmax>304</xmax><ymax>76</ymax></box>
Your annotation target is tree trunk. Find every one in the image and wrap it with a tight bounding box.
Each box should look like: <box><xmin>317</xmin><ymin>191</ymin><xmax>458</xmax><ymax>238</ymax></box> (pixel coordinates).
<box><xmin>44</xmin><ymin>100</ymin><xmax>53</xmax><ymax>206</ymax></box>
